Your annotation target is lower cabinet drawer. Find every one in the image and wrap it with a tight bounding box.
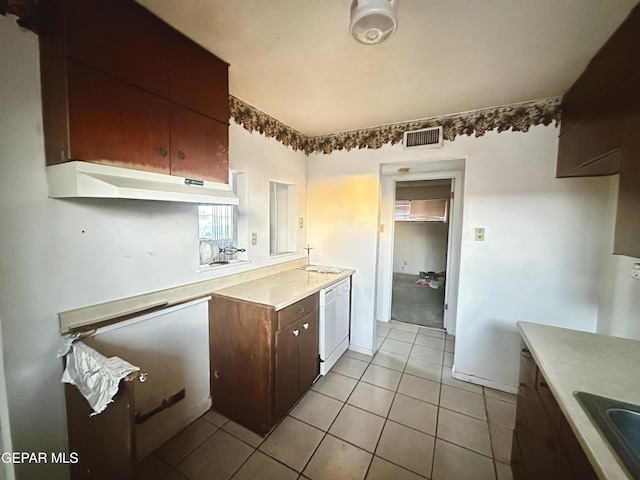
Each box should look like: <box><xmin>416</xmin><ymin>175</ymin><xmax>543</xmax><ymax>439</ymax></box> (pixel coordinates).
<box><xmin>278</xmin><ymin>294</ymin><xmax>318</xmax><ymax>330</ymax></box>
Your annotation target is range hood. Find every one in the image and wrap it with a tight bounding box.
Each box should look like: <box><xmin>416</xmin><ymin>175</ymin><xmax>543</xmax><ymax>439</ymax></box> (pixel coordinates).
<box><xmin>46</xmin><ymin>161</ymin><xmax>239</xmax><ymax>205</ymax></box>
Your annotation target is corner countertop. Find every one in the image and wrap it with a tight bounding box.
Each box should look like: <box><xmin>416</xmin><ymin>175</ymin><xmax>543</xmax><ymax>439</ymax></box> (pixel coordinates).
<box><xmin>517</xmin><ymin>321</ymin><xmax>640</xmax><ymax>480</ymax></box>
<box><xmin>212</xmin><ymin>267</ymin><xmax>355</xmax><ymax>310</ymax></box>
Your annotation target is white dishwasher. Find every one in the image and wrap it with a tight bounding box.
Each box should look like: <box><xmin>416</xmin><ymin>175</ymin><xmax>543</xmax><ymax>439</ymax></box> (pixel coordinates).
<box><xmin>319</xmin><ymin>277</ymin><xmax>351</xmax><ymax>375</ymax></box>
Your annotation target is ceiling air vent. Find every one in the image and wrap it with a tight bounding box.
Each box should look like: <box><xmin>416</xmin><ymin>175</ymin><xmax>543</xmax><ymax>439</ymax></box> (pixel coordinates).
<box><xmin>403</xmin><ymin>126</ymin><xmax>443</xmax><ymax>149</ymax></box>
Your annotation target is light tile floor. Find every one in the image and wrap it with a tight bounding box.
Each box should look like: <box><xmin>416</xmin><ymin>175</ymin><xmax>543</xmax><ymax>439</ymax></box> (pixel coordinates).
<box><xmin>138</xmin><ymin>321</ymin><xmax>517</xmax><ymax>480</ymax></box>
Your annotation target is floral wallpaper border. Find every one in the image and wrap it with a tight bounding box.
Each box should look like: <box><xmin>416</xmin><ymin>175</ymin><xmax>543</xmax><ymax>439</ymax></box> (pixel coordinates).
<box><xmin>231</xmin><ymin>96</ymin><xmax>562</xmax><ymax>155</ymax></box>
<box><xmin>4</xmin><ymin>1</ymin><xmax>560</xmax><ymax>154</ymax></box>
<box><xmin>0</xmin><ymin>0</ymin><xmax>37</xmax><ymax>31</ymax></box>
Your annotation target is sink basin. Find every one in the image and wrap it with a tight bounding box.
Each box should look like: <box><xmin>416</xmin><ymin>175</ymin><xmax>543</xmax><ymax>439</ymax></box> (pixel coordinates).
<box><xmin>575</xmin><ymin>391</ymin><xmax>640</xmax><ymax>478</ymax></box>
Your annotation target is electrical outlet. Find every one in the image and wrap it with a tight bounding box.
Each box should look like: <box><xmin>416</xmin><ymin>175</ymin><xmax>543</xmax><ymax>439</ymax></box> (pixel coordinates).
<box><xmin>632</xmin><ymin>263</ymin><xmax>640</xmax><ymax>280</ymax></box>
<box><xmin>251</xmin><ymin>233</ymin><xmax>257</xmax><ymax>246</ymax></box>
<box><xmin>298</xmin><ymin>217</ymin><xmax>304</xmax><ymax>228</ymax></box>
<box><xmin>475</xmin><ymin>227</ymin><xmax>485</xmax><ymax>241</ymax></box>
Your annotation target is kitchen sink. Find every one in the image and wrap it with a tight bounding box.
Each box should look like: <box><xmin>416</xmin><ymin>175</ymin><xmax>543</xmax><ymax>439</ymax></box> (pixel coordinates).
<box><xmin>574</xmin><ymin>391</ymin><xmax>640</xmax><ymax>478</ymax></box>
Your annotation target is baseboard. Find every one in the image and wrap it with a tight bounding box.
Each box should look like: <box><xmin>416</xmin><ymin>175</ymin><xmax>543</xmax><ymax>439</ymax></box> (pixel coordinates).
<box><xmin>347</xmin><ymin>344</ymin><xmax>374</xmax><ymax>356</ymax></box>
<box><xmin>451</xmin><ymin>367</ymin><xmax>518</xmax><ymax>395</ymax></box>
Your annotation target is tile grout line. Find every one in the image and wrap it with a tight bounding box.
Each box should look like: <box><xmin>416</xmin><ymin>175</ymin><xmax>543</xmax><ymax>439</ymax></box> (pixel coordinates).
<box><xmin>152</xmin><ymin>322</ymin><xmax>511</xmax><ymax>480</ymax></box>
<box><xmin>483</xmin><ymin>391</ymin><xmax>500</xmax><ymax>480</ymax></box>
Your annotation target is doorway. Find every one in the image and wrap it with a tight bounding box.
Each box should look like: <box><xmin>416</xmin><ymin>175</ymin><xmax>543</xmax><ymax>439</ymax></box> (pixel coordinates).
<box><xmin>391</xmin><ymin>179</ymin><xmax>451</xmax><ymax>329</ymax></box>
<box><xmin>375</xmin><ymin>159</ymin><xmax>465</xmax><ymax>338</ymax></box>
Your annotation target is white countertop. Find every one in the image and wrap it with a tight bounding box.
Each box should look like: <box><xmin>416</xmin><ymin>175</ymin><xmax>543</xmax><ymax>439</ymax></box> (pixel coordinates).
<box><xmin>58</xmin><ymin>258</ymin><xmax>355</xmax><ymax>333</ymax></box>
<box><xmin>518</xmin><ymin>321</ymin><xmax>640</xmax><ymax>480</ymax></box>
<box><xmin>212</xmin><ymin>268</ymin><xmax>355</xmax><ymax>310</ymax></box>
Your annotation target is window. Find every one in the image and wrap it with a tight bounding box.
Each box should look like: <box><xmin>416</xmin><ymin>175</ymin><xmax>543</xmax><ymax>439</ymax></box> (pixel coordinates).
<box><xmin>198</xmin><ymin>172</ymin><xmax>245</xmax><ymax>266</ymax></box>
<box><xmin>394</xmin><ymin>199</ymin><xmax>448</xmax><ymax>222</ymax></box>
<box><xmin>269</xmin><ymin>181</ymin><xmax>297</xmax><ymax>256</ymax></box>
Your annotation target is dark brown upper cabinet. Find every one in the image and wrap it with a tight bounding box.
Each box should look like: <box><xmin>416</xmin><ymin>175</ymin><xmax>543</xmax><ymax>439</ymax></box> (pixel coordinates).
<box><xmin>65</xmin><ymin>60</ymin><xmax>172</xmax><ymax>174</ymax></box>
<box><xmin>38</xmin><ymin>0</ymin><xmax>230</xmax><ymax>184</ymax></box>
<box><xmin>557</xmin><ymin>4</ymin><xmax>640</xmax><ymax>258</ymax></box>
<box><xmin>614</xmin><ymin>69</ymin><xmax>640</xmax><ymax>258</ymax></box>
<box><xmin>63</xmin><ymin>0</ymin><xmax>170</xmax><ymax>98</ymax></box>
<box><xmin>557</xmin><ymin>4</ymin><xmax>640</xmax><ymax>178</ymax></box>
<box><xmin>167</xmin><ymin>32</ymin><xmax>230</xmax><ymax>123</ymax></box>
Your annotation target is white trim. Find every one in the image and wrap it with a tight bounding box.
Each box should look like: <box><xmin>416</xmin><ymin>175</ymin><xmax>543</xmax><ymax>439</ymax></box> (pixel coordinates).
<box><xmin>197</xmin><ymin>259</ymin><xmax>252</xmax><ymax>274</ymax></box>
<box><xmin>346</xmin><ymin>344</ymin><xmax>374</xmax><ymax>357</ymax></box>
<box><xmin>0</xmin><ymin>314</ymin><xmax>15</xmax><ymax>480</ymax></box>
<box><xmin>375</xmin><ymin>159</ymin><xmax>465</xmax><ymax>336</ymax></box>
<box><xmin>451</xmin><ymin>367</ymin><xmax>518</xmax><ymax>395</ymax></box>
<box><xmin>91</xmin><ymin>297</ymin><xmax>211</xmax><ymax>336</ymax></box>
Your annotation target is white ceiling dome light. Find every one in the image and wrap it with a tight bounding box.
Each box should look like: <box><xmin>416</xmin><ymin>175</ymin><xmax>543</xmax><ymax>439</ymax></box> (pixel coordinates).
<box><xmin>350</xmin><ymin>0</ymin><xmax>399</xmax><ymax>45</ymax></box>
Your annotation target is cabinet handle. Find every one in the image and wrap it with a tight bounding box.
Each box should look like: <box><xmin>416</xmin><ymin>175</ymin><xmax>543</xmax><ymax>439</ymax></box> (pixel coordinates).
<box><xmin>158</xmin><ymin>146</ymin><xmax>168</xmax><ymax>157</ymax></box>
<box><xmin>293</xmin><ymin>329</ymin><xmax>300</xmax><ymax>336</ymax></box>
<box><xmin>297</xmin><ymin>307</ymin><xmax>305</xmax><ymax>314</ymax></box>
<box><xmin>303</xmin><ymin>322</ymin><xmax>309</xmax><ymax>329</ymax></box>
<box><xmin>177</xmin><ymin>150</ymin><xmax>186</xmax><ymax>160</ymax></box>
<box><xmin>539</xmin><ymin>381</ymin><xmax>549</xmax><ymax>389</ymax></box>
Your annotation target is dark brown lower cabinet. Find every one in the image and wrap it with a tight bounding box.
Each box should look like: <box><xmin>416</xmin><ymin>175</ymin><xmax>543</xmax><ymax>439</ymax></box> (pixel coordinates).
<box><xmin>209</xmin><ymin>293</ymin><xmax>320</xmax><ymax>435</ymax></box>
<box><xmin>512</xmin><ymin>343</ymin><xmax>598</xmax><ymax>480</ymax></box>
<box><xmin>65</xmin><ymin>373</ymin><xmax>138</xmax><ymax>480</ymax></box>
<box><xmin>275</xmin><ymin>312</ymin><xmax>319</xmax><ymax>419</ymax></box>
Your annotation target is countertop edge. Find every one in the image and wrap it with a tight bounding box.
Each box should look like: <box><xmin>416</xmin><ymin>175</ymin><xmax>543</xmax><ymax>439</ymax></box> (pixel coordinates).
<box><xmin>517</xmin><ymin>321</ymin><xmax>635</xmax><ymax>480</ymax></box>
<box><xmin>58</xmin><ymin>259</ymin><xmax>313</xmax><ymax>333</ymax></box>
<box><xmin>211</xmin><ymin>269</ymin><xmax>355</xmax><ymax>310</ymax></box>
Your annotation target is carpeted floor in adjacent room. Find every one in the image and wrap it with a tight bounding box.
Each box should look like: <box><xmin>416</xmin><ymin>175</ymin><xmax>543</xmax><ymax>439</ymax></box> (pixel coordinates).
<box><xmin>391</xmin><ymin>273</ymin><xmax>445</xmax><ymax>329</ymax></box>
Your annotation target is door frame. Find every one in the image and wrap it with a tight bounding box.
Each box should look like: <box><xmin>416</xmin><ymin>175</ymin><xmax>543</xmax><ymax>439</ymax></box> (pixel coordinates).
<box><xmin>375</xmin><ymin>160</ymin><xmax>465</xmax><ymax>335</ymax></box>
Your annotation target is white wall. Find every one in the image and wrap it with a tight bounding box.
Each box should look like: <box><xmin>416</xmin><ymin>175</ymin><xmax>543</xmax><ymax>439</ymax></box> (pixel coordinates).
<box><xmin>0</xmin><ymin>16</ymin><xmax>307</xmax><ymax>480</ymax></box>
<box><xmin>596</xmin><ymin>175</ymin><xmax>640</xmax><ymax>339</ymax></box>
<box><xmin>393</xmin><ymin>222</ymin><xmax>448</xmax><ymax>275</ymax></box>
<box><xmin>307</xmin><ymin>125</ymin><xmax>613</xmax><ymax>391</ymax></box>
<box><xmin>452</xmin><ymin>129</ymin><xmax>613</xmax><ymax>391</ymax></box>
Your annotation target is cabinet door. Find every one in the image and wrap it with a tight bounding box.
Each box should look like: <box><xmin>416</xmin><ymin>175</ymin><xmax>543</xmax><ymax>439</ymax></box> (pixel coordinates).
<box><xmin>298</xmin><ymin>313</ymin><xmax>319</xmax><ymax>393</ymax></box>
<box><xmin>517</xmin><ymin>346</ymin><xmax>537</xmax><ymax>398</ymax></box>
<box><xmin>556</xmin><ymin>84</ymin><xmax>625</xmax><ymax>177</ymax></box>
<box><xmin>63</xmin><ymin>0</ymin><xmax>169</xmax><ymax>97</ymax></box>
<box><xmin>510</xmin><ymin>430</ymin><xmax>526</xmax><ymax>480</ymax></box>
<box><xmin>275</xmin><ymin>320</ymin><xmax>301</xmax><ymax>419</ymax></box>
<box><xmin>515</xmin><ymin>395</ymin><xmax>556</xmax><ymax>480</ymax></box>
<box><xmin>614</xmin><ymin>70</ymin><xmax>640</xmax><ymax>258</ymax></box>
<box><xmin>67</xmin><ymin>61</ymin><xmax>171</xmax><ymax>173</ymax></box>
<box><xmin>66</xmin><ymin>379</ymin><xmax>136</xmax><ymax>480</ymax></box>
<box><xmin>558</xmin><ymin>415</ymin><xmax>599</xmax><ymax>480</ymax></box>
<box><xmin>209</xmin><ymin>297</ymin><xmax>274</xmax><ymax>435</ymax></box>
<box><xmin>170</xmin><ymin>105</ymin><xmax>229</xmax><ymax>183</ymax></box>
<box><xmin>167</xmin><ymin>30</ymin><xmax>229</xmax><ymax>122</ymax></box>
<box><xmin>514</xmin><ymin>348</ymin><xmax>556</xmax><ymax>479</ymax></box>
